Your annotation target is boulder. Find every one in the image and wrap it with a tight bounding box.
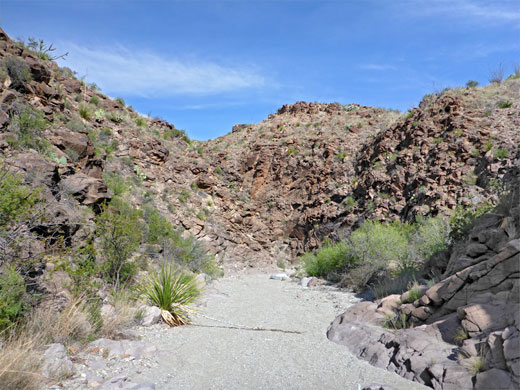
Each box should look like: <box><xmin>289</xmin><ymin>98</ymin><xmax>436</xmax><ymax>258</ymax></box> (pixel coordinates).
<box><xmin>46</xmin><ymin>127</ymin><xmax>93</xmax><ymax>159</ymax></box>
<box><xmin>41</xmin><ymin>343</ymin><xmax>74</xmax><ymax>379</ymax></box>
<box><xmin>475</xmin><ymin>368</ymin><xmax>513</xmax><ymax>390</ymax></box>
<box><xmin>61</xmin><ymin>173</ymin><xmax>109</xmax><ymax>205</ymax></box>
<box><xmin>10</xmin><ymin>152</ymin><xmax>59</xmax><ymax>188</ymax></box>
<box><xmin>140</xmin><ymin>305</ymin><xmax>162</xmax><ymax>327</ymax></box>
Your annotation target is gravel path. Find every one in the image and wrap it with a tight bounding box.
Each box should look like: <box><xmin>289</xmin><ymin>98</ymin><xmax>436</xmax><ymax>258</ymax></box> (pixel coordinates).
<box><xmin>129</xmin><ymin>274</ymin><xmax>429</xmax><ymax>390</ymax></box>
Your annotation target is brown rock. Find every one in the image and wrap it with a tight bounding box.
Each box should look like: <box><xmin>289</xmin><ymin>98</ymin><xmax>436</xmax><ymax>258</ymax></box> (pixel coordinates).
<box><xmin>47</xmin><ymin>127</ymin><xmax>93</xmax><ymax>159</ymax></box>
<box><xmin>60</xmin><ymin>173</ymin><xmax>109</xmax><ymax>205</ymax></box>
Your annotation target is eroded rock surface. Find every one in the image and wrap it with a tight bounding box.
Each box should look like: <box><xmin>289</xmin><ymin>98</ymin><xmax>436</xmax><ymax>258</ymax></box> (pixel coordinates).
<box><xmin>328</xmin><ymin>189</ymin><xmax>520</xmax><ymax>389</ymax></box>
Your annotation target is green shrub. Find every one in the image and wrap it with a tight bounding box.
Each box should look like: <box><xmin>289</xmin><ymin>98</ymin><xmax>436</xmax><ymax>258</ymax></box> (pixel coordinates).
<box><xmin>7</xmin><ymin>105</ymin><xmax>50</xmax><ymax>154</ymax></box>
<box><xmin>449</xmin><ymin>202</ymin><xmax>494</xmax><ymax>241</ymax></box>
<box><xmin>102</xmin><ymin>172</ymin><xmax>131</xmax><ymax>196</ymax></box>
<box><xmin>90</xmin><ymin>96</ymin><xmax>100</xmax><ymax>106</ymax></box>
<box><xmin>144</xmin><ymin>207</ymin><xmax>174</xmax><ymax>245</ymax></box>
<box><xmin>140</xmin><ymin>264</ymin><xmax>202</xmax><ymax>326</ymax></box>
<box><xmin>79</xmin><ymin>103</ymin><xmax>92</xmax><ymax>120</ymax></box>
<box><xmin>302</xmin><ymin>241</ymin><xmax>351</xmax><ymax>280</ymax></box>
<box><xmin>0</xmin><ymin>267</ymin><xmax>28</xmax><ymax>331</ymax></box>
<box><xmin>1</xmin><ymin>57</ymin><xmax>31</xmax><ymax>89</ymax></box>
<box><xmin>115</xmin><ymin>97</ymin><xmax>126</xmax><ymax>106</ymax></box>
<box><xmin>108</xmin><ymin>111</ymin><xmax>124</xmax><ymax>123</ymax></box>
<box><xmin>497</xmin><ymin>100</ymin><xmax>512</xmax><ymax>109</ymax></box>
<box><xmin>66</xmin><ymin>116</ymin><xmax>87</xmax><ymax>132</ymax></box>
<box><xmin>96</xmin><ymin>198</ymin><xmax>143</xmax><ymax>289</ymax></box>
<box><xmin>305</xmin><ymin>217</ymin><xmax>449</xmax><ymax>291</ymax></box>
<box><xmin>493</xmin><ymin>147</ymin><xmax>509</xmax><ymax>160</ymax></box>
<box><xmin>135</xmin><ymin>117</ymin><xmax>147</xmax><ymax>127</ymax></box>
<box><xmin>408</xmin><ymin>216</ymin><xmax>449</xmax><ymax>266</ymax></box>
<box><xmin>162</xmin><ymin>128</ymin><xmax>190</xmax><ymax>143</ymax></box>
<box><xmin>143</xmin><ymin>206</ymin><xmax>220</xmax><ymax>277</ymax></box>
<box><xmin>465</xmin><ymin>80</ymin><xmax>479</xmax><ymax>88</ymax></box>
<box><xmin>0</xmin><ymin>169</ymin><xmax>40</xmax><ymax>230</ymax></box>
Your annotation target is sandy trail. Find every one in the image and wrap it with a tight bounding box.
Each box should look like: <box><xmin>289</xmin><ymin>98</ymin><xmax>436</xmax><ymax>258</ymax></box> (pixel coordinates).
<box><xmin>132</xmin><ymin>274</ymin><xmax>429</xmax><ymax>390</ymax></box>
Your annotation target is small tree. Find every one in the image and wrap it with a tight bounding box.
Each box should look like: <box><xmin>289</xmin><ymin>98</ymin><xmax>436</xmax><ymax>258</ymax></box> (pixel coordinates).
<box><xmin>96</xmin><ymin>198</ymin><xmax>142</xmax><ymax>290</ymax></box>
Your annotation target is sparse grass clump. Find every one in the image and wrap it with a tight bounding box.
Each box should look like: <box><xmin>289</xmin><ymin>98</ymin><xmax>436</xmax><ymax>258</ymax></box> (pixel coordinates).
<box><xmin>497</xmin><ymin>100</ymin><xmax>512</xmax><ymax>109</ymax></box>
<box><xmin>78</xmin><ymin>103</ymin><xmax>93</xmax><ymax>120</ymax></box>
<box><xmin>493</xmin><ymin>147</ymin><xmax>509</xmax><ymax>160</ymax></box>
<box><xmin>135</xmin><ymin>117</ymin><xmax>147</xmax><ymax>127</ymax></box>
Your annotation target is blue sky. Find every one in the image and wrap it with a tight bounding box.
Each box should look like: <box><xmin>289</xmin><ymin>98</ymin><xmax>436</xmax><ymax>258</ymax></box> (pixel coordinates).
<box><xmin>1</xmin><ymin>1</ymin><xmax>519</xmax><ymax>140</ymax></box>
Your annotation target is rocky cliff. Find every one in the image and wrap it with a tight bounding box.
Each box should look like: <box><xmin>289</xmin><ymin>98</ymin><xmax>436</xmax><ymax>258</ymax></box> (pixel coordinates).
<box><xmin>2</xmin><ymin>27</ymin><xmax>519</xmax><ymax>275</ymax></box>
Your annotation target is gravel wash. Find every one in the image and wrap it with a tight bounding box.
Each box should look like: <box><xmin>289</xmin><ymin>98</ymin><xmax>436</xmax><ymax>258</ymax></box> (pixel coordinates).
<box><xmin>129</xmin><ymin>274</ymin><xmax>429</xmax><ymax>390</ymax></box>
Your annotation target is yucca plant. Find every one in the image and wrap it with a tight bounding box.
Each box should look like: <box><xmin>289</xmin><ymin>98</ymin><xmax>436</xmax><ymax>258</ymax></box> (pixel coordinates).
<box><xmin>140</xmin><ymin>265</ymin><xmax>202</xmax><ymax>326</ymax></box>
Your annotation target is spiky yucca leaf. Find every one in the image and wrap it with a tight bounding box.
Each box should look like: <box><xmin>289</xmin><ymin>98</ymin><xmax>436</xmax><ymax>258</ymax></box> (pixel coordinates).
<box><xmin>140</xmin><ymin>265</ymin><xmax>202</xmax><ymax>326</ymax></box>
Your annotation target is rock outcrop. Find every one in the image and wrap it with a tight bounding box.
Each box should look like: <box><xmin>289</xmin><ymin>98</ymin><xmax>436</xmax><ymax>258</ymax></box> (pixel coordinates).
<box><xmin>328</xmin><ymin>185</ymin><xmax>520</xmax><ymax>389</ymax></box>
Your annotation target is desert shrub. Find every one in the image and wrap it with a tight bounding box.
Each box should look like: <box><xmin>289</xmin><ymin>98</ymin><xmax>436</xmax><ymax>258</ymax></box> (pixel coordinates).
<box><xmin>66</xmin><ymin>115</ymin><xmax>87</xmax><ymax>132</ymax></box>
<box><xmin>143</xmin><ymin>206</ymin><xmax>220</xmax><ymax>277</ymax></box>
<box><xmin>497</xmin><ymin>100</ymin><xmax>512</xmax><ymax>109</ymax></box>
<box><xmin>78</xmin><ymin>103</ymin><xmax>92</xmax><ymax>120</ymax></box>
<box><xmin>449</xmin><ymin>202</ymin><xmax>494</xmax><ymax>241</ymax></box>
<box><xmin>0</xmin><ymin>267</ymin><xmax>28</xmax><ymax>331</ymax></box>
<box><xmin>103</xmin><ymin>172</ymin><xmax>131</xmax><ymax>197</ymax></box>
<box><xmin>94</xmin><ymin>109</ymin><xmax>105</xmax><ymax>122</ymax></box>
<box><xmin>7</xmin><ymin>105</ymin><xmax>50</xmax><ymax>153</ymax></box>
<box><xmin>140</xmin><ymin>264</ymin><xmax>202</xmax><ymax>326</ymax></box>
<box><xmin>162</xmin><ymin>128</ymin><xmax>190</xmax><ymax>143</ymax></box>
<box><xmin>90</xmin><ymin>95</ymin><xmax>100</xmax><ymax>105</ymax></box>
<box><xmin>489</xmin><ymin>64</ymin><xmax>505</xmax><ymax>83</ymax></box>
<box><xmin>305</xmin><ymin>218</ymin><xmax>449</xmax><ymax>291</ymax></box>
<box><xmin>108</xmin><ymin>110</ymin><xmax>124</xmax><ymax>123</ymax></box>
<box><xmin>302</xmin><ymin>241</ymin><xmax>351</xmax><ymax>280</ymax></box>
<box><xmin>408</xmin><ymin>216</ymin><xmax>449</xmax><ymax>265</ymax></box>
<box><xmin>465</xmin><ymin>80</ymin><xmax>479</xmax><ymax>88</ymax></box>
<box><xmin>96</xmin><ymin>198</ymin><xmax>143</xmax><ymax>289</ymax></box>
<box><xmin>90</xmin><ymin>128</ymin><xmax>118</xmax><ymax>158</ymax></box>
<box><xmin>144</xmin><ymin>206</ymin><xmax>175</xmax><ymax>245</ymax></box>
<box><xmin>493</xmin><ymin>147</ymin><xmax>509</xmax><ymax>159</ymax></box>
<box><xmin>135</xmin><ymin>117</ymin><xmax>147</xmax><ymax>127</ymax></box>
<box><xmin>0</xmin><ymin>169</ymin><xmax>40</xmax><ymax>230</ymax></box>
<box><xmin>26</xmin><ymin>37</ymin><xmax>68</xmax><ymax>61</ymax></box>
<box><xmin>115</xmin><ymin>97</ymin><xmax>126</xmax><ymax>106</ymax></box>
<box><xmin>0</xmin><ymin>168</ymin><xmax>41</xmax><ymax>267</ymax></box>
<box><xmin>1</xmin><ymin>56</ymin><xmax>31</xmax><ymax>90</ymax></box>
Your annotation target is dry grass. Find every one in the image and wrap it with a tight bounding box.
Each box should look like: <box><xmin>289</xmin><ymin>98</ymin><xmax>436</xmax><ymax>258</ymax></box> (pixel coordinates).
<box><xmin>25</xmin><ymin>297</ymin><xmax>91</xmax><ymax>345</ymax></box>
<box><xmin>101</xmin><ymin>300</ymin><xmax>137</xmax><ymax>338</ymax></box>
<box><xmin>0</xmin><ymin>333</ymin><xmax>43</xmax><ymax>390</ymax></box>
<box><xmin>0</xmin><ymin>297</ymin><xmax>92</xmax><ymax>390</ymax></box>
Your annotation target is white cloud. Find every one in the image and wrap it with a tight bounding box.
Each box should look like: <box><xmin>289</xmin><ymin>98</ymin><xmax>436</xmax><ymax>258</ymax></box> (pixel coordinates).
<box><xmin>58</xmin><ymin>43</ymin><xmax>266</xmax><ymax>97</ymax></box>
<box><xmin>360</xmin><ymin>64</ymin><xmax>397</xmax><ymax>71</ymax></box>
<box><xmin>413</xmin><ymin>0</ymin><xmax>520</xmax><ymax>24</ymax></box>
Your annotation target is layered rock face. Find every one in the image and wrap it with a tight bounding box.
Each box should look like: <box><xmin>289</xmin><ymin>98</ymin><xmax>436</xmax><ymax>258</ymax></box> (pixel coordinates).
<box><xmin>328</xmin><ymin>185</ymin><xmax>520</xmax><ymax>390</ymax></box>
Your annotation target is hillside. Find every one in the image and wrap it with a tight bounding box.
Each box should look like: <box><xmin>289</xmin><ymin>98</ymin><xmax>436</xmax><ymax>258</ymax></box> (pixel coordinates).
<box><xmin>1</xmin><ymin>27</ymin><xmax>519</xmax><ymax>390</ymax></box>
